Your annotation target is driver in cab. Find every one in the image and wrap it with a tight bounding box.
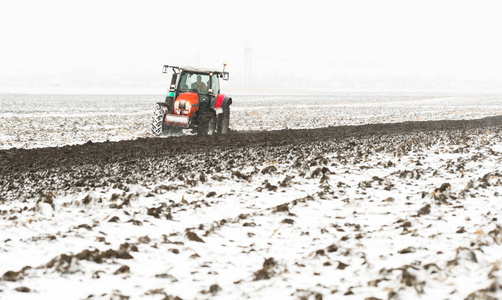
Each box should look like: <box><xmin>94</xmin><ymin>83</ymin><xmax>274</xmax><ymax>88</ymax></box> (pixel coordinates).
<box><xmin>191</xmin><ymin>75</ymin><xmax>207</xmax><ymax>93</ymax></box>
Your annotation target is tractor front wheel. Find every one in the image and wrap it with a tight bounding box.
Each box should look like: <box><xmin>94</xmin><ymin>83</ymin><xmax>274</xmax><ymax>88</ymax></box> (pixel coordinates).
<box><xmin>197</xmin><ymin>111</ymin><xmax>216</xmax><ymax>136</ymax></box>
<box><xmin>151</xmin><ymin>104</ymin><xmax>165</xmax><ymax>136</ymax></box>
<box><xmin>151</xmin><ymin>104</ymin><xmax>182</xmax><ymax>136</ymax></box>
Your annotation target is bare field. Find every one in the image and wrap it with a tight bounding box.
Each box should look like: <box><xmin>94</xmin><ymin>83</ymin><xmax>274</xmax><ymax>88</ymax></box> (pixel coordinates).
<box><xmin>1</xmin><ymin>94</ymin><xmax>502</xmax><ymax>299</ymax></box>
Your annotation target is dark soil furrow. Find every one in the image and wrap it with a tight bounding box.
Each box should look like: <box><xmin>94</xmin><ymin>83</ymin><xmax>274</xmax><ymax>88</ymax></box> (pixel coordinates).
<box><xmin>1</xmin><ymin>116</ymin><xmax>501</xmax><ymax>201</ymax></box>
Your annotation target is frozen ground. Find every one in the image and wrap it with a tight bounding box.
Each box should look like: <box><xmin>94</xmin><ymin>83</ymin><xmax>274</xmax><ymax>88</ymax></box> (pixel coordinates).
<box><xmin>1</xmin><ymin>93</ymin><xmax>502</xmax><ymax>300</ymax></box>
<box><xmin>1</xmin><ymin>93</ymin><xmax>502</xmax><ymax>149</ymax></box>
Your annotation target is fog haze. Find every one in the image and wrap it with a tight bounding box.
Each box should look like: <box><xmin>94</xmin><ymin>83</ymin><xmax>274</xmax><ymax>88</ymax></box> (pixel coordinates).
<box><xmin>1</xmin><ymin>0</ymin><xmax>502</xmax><ymax>93</ymax></box>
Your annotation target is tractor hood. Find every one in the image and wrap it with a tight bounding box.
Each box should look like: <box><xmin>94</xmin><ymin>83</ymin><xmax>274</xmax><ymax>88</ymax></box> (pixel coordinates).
<box><xmin>174</xmin><ymin>92</ymin><xmax>199</xmax><ymax>117</ymax></box>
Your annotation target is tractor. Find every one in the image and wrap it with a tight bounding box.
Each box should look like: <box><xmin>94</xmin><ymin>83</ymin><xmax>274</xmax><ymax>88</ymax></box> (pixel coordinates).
<box><xmin>151</xmin><ymin>63</ymin><xmax>232</xmax><ymax>136</ymax></box>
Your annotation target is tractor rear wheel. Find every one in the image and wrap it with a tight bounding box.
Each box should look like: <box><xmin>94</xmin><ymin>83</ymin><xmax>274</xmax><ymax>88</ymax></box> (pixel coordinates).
<box><xmin>151</xmin><ymin>104</ymin><xmax>165</xmax><ymax>136</ymax></box>
<box><xmin>197</xmin><ymin>111</ymin><xmax>216</xmax><ymax>136</ymax></box>
<box><xmin>217</xmin><ymin>108</ymin><xmax>230</xmax><ymax>134</ymax></box>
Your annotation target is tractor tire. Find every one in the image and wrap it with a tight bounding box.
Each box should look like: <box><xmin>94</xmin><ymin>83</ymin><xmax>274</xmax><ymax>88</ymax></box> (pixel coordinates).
<box><xmin>151</xmin><ymin>104</ymin><xmax>165</xmax><ymax>136</ymax></box>
<box><xmin>197</xmin><ymin>110</ymin><xmax>216</xmax><ymax>136</ymax></box>
<box><xmin>217</xmin><ymin>108</ymin><xmax>230</xmax><ymax>134</ymax></box>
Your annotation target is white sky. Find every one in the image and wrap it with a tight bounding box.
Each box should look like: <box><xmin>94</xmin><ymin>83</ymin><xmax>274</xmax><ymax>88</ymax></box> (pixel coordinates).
<box><xmin>1</xmin><ymin>0</ymin><xmax>502</xmax><ymax>92</ymax></box>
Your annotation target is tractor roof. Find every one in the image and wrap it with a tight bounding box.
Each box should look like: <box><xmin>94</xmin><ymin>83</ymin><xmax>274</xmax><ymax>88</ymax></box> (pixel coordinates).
<box><xmin>180</xmin><ymin>66</ymin><xmax>224</xmax><ymax>74</ymax></box>
<box><xmin>163</xmin><ymin>65</ymin><xmax>228</xmax><ymax>75</ymax></box>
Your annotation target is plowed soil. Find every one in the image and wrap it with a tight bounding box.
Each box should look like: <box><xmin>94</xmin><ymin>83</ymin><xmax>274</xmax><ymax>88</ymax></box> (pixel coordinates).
<box><xmin>1</xmin><ymin>116</ymin><xmax>502</xmax><ymax>299</ymax></box>
<box><xmin>2</xmin><ymin>116</ymin><xmax>502</xmax><ymax>201</ymax></box>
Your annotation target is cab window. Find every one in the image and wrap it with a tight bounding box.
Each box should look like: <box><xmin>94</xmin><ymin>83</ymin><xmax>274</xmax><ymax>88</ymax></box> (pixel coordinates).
<box><xmin>178</xmin><ymin>73</ymin><xmax>210</xmax><ymax>94</ymax></box>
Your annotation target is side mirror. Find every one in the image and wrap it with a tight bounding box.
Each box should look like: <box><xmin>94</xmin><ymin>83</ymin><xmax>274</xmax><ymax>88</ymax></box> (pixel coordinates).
<box><xmin>221</xmin><ymin>72</ymin><xmax>229</xmax><ymax>81</ymax></box>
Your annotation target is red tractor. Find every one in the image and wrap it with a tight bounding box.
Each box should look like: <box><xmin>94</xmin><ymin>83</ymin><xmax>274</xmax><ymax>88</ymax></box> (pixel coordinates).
<box><xmin>151</xmin><ymin>63</ymin><xmax>232</xmax><ymax>136</ymax></box>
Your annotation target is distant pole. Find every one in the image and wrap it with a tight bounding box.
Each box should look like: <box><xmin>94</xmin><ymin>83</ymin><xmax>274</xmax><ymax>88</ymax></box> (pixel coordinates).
<box><xmin>245</xmin><ymin>42</ymin><xmax>251</xmax><ymax>88</ymax></box>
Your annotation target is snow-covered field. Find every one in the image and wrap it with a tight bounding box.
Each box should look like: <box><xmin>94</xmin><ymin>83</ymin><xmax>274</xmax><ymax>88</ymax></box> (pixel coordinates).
<box><xmin>1</xmin><ymin>93</ymin><xmax>502</xmax><ymax>149</ymax></box>
<box><xmin>1</xmin><ymin>93</ymin><xmax>502</xmax><ymax>299</ymax></box>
